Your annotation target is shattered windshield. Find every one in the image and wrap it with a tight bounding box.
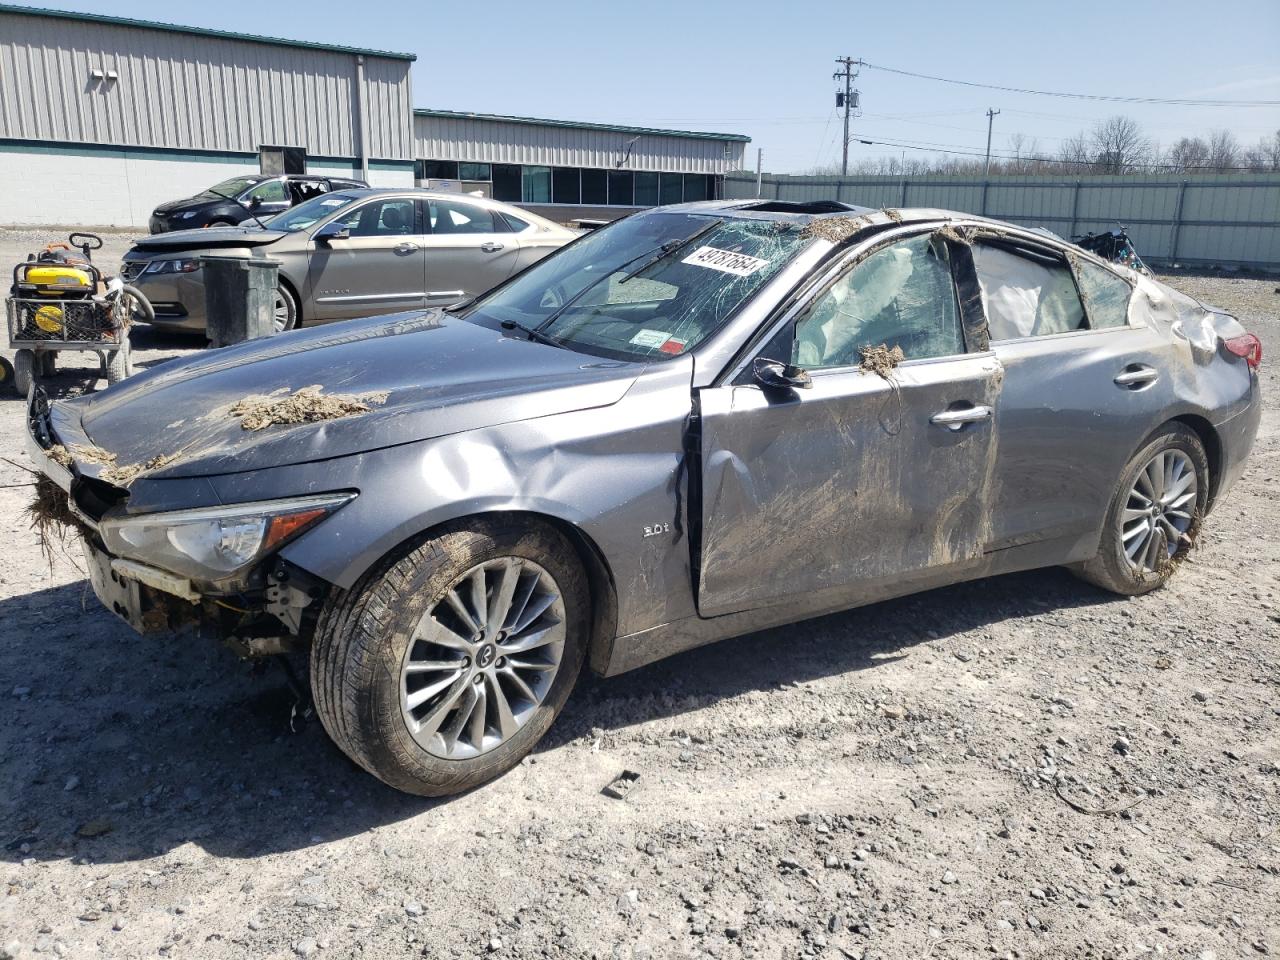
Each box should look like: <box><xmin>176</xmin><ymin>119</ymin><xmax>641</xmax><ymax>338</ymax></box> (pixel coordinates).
<box><xmin>199</xmin><ymin>176</ymin><xmax>260</xmax><ymax>199</ymax></box>
<box><xmin>265</xmin><ymin>194</ymin><xmax>359</xmax><ymax>232</ymax></box>
<box><xmin>465</xmin><ymin>212</ymin><xmax>810</xmax><ymax>361</ymax></box>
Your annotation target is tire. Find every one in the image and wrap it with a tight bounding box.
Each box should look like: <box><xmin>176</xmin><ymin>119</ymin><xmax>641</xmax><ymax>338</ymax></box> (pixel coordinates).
<box><xmin>104</xmin><ymin>344</ymin><xmax>132</xmax><ymax>384</ymax></box>
<box><xmin>274</xmin><ymin>283</ymin><xmax>298</xmax><ymax>333</ymax></box>
<box><xmin>0</xmin><ymin>355</ymin><xmax>15</xmax><ymax>396</ymax></box>
<box><xmin>311</xmin><ymin>517</ymin><xmax>589</xmax><ymax>796</ymax></box>
<box><xmin>13</xmin><ymin>349</ymin><xmax>36</xmax><ymax>397</ymax></box>
<box><xmin>208</xmin><ymin>219</ymin><xmax>236</xmax><ymax>227</ymax></box>
<box><xmin>39</xmin><ymin>352</ymin><xmax>56</xmax><ymax>377</ymax></box>
<box><xmin>1074</xmin><ymin>422</ymin><xmax>1210</xmax><ymax>595</ymax></box>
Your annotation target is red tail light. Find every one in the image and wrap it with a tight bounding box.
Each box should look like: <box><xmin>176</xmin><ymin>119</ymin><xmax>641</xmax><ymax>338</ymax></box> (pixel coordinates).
<box><xmin>1224</xmin><ymin>333</ymin><xmax>1262</xmax><ymax>370</ymax></box>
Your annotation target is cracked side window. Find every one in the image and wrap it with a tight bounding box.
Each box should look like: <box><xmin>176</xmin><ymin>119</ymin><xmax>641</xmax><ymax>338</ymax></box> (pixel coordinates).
<box><xmin>1073</xmin><ymin>259</ymin><xmax>1133</xmax><ymax>329</ymax></box>
<box><xmin>974</xmin><ymin>243</ymin><xmax>1086</xmax><ymax>340</ymax></box>
<box><xmin>793</xmin><ymin>234</ymin><xmax>964</xmax><ymax>369</ymax></box>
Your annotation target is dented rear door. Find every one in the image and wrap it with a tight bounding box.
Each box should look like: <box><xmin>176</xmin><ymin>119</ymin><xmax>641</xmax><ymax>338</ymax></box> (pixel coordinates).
<box><xmin>695</xmin><ymin>355</ymin><xmax>1003</xmax><ymax>617</ymax></box>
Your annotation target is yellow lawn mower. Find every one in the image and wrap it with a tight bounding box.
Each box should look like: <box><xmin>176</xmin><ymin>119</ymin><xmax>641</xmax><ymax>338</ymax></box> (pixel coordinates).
<box><xmin>4</xmin><ymin>232</ymin><xmax>153</xmax><ymax>397</ymax></box>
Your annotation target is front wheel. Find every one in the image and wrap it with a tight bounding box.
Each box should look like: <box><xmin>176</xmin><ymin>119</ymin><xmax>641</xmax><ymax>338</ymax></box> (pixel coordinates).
<box><xmin>104</xmin><ymin>344</ymin><xmax>132</xmax><ymax>384</ymax></box>
<box><xmin>311</xmin><ymin>518</ymin><xmax>589</xmax><ymax>796</ymax></box>
<box><xmin>12</xmin><ymin>349</ymin><xmax>36</xmax><ymax>397</ymax></box>
<box><xmin>274</xmin><ymin>284</ymin><xmax>298</xmax><ymax>333</ymax></box>
<box><xmin>1075</xmin><ymin>423</ymin><xmax>1209</xmax><ymax>595</ymax></box>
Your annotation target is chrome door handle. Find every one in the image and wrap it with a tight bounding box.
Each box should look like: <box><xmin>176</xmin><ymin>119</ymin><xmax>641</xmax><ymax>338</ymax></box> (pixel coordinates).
<box><xmin>1114</xmin><ymin>365</ymin><xmax>1158</xmax><ymax>388</ymax></box>
<box><xmin>930</xmin><ymin>405</ymin><xmax>993</xmax><ymax>431</ymax></box>
<box><xmin>480</xmin><ymin>242</ymin><xmax>505</xmax><ymax>253</ymax></box>
<box><xmin>393</xmin><ymin>242</ymin><xmax>419</xmax><ymax>254</ymax></box>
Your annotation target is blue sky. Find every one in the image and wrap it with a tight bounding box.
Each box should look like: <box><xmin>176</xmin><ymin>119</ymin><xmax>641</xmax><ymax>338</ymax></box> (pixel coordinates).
<box><xmin>16</xmin><ymin>0</ymin><xmax>1280</xmax><ymax>172</ymax></box>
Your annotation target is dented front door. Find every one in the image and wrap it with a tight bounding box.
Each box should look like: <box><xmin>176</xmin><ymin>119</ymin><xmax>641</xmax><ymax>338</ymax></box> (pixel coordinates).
<box><xmin>695</xmin><ymin>355</ymin><xmax>1004</xmax><ymax>618</ymax></box>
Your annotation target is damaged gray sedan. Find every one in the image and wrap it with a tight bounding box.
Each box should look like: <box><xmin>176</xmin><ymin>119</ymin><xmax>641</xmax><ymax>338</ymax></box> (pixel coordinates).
<box><xmin>26</xmin><ymin>200</ymin><xmax>1262</xmax><ymax>796</ymax></box>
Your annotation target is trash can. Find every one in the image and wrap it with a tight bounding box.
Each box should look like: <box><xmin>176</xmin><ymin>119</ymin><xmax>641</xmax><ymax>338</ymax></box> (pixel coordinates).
<box><xmin>201</xmin><ymin>257</ymin><xmax>281</xmax><ymax>348</ymax></box>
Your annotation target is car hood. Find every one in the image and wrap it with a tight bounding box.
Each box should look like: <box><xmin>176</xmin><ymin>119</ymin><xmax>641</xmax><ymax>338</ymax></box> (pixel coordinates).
<box><xmin>153</xmin><ymin>196</ymin><xmax>220</xmax><ymax>215</ymax></box>
<box><xmin>63</xmin><ymin>311</ymin><xmax>640</xmax><ymax>481</ymax></box>
<box><xmin>130</xmin><ymin>226</ymin><xmax>286</xmax><ymax>253</ymax></box>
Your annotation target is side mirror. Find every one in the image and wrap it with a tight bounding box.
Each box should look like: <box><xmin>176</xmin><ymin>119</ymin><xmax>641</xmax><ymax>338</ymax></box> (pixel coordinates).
<box><xmin>248</xmin><ymin>197</ymin><xmax>262</xmax><ymax>209</ymax></box>
<box><xmin>753</xmin><ymin>357</ymin><xmax>812</xmax><ymax>391</ymax></box>
<box><xmin>314</xmin><ymin>222</ymin><xmax>350</xmax><ymax>243</ymax></box>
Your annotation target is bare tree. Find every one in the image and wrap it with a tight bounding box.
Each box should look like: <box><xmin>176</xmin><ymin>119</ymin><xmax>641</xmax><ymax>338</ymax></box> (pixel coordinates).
<box><xmin>1243</xmin><ymin>130</ymin><xmax>1280</xmax><ymax>171</ymax></box>
<box><xmin>1165</xmin><ymin>136</ymin><xmax>1211</xmax><ymax>172</ymax></box>
<box><xmin>1206</xmin><ymin>130</ymin><xmax>1241</xmax><ymax>172</ymax></box>
<box><xmin>1090</xmin><ymin>115</ymin><xmax>1150</xmax><ymax>173</ymax></box>
<box><xmin>1058</xmin><ymin>132</ymin><xmax>1092</xmax><ymax>170</ymax></box>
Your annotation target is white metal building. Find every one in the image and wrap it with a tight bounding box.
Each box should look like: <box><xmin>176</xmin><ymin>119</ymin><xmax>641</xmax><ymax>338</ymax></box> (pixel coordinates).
<box><xmin>0</xmin><ymin>4</ymin><xmax>416</xmax><ymax>227</ymax></box>
<box><xmin>0</xmin><ymin>5</ymin><xmax>750</xmax><ymax>229</ymax></box>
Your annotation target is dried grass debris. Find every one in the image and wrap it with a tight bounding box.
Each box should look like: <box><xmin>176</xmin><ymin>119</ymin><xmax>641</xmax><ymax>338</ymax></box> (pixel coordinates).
<box><xmin>801</xmin><ymin>216</ymin><xmax>871</xmax><ymax>243</ymax></box>
<box><xmin>45</xmin><ymin>445</ymin><xmax>73</xmax><ymax>468</ymax></box>
<box><xmin>28</xmin><ymin>475</ymin><xmax>91</xmax><ymax>563</ymax></box>
<box><xmin>882</xmin><ymin>208</ymin><xmax>904</xmax><ymax>223</ymax></box>
<box><xmin>229</xmin><ymin>385</ymin><xmax>391</xmax><ymax>432</ymax></box>
<box><xmin>70</xmin><ymin>444</ymin><xmax>116</xmax><ymax>466</ymax></box>
<box><xmin>932</xmin><ymin>223</ymin><xmax>973</xmax><ymax>247</ymax></box>
<box><xmin>859</xmin><ymin>343</ymin><xmax>905</xmax><ymax>378</ymax></box>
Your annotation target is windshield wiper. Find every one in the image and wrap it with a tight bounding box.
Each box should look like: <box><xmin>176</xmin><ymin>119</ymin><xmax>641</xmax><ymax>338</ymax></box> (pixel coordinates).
<box><xmin>500</xmin><ymin>318</ymin><xmax>563</xmax><ymax>348</ymax></box>
<box><xmin>616</xmin><ymin>218</ymin><xmax>724</xmax><ymax>285</ymax></box>
<box><xmin>208</xmin><ymin>189</ymin><xmax>271</xmax><ymax>230</ymax></box>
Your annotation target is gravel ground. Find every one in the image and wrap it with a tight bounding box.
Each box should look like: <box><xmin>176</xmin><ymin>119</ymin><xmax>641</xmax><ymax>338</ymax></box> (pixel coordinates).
<box><xmin>0</xmin><ymin>227</ymin><xmax>1277</xmax><ymax>960</ymax></box>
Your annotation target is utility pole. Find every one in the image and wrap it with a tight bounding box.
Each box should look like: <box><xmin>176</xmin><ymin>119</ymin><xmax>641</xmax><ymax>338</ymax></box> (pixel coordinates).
<box><xmin>833</xmin><ymin>57</ymin><xmax>861</xmax><ymax>176</ymax></box>
<box><xmin>984</xmin><ymin>108</ymin><xmax>1000</xmax><ymax>177</ymax></box>
<box><xmin>755</xmin><ymin>148</ymin><xmax>763</xmax><ymax>197</ymax></box>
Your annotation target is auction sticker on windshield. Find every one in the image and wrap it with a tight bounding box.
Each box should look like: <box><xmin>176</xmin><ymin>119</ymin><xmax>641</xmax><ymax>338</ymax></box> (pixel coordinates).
<box><xmin>682</xmin><ymin>246</ymin><xmax>769</xmax><ymax>277</ymax></box>
<box><xmin>630</xmin><ymin>329</ymin><xmax>671</xmax><ymax>348</ymax></box>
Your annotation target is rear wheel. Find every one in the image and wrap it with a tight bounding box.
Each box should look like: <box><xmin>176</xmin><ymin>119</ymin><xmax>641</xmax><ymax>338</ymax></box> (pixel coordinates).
<box><xmin>274</xmin><ymin>284</ymin><xmax>298</xmax><ymax>333</ymax></box>
<box><xmin>104</xmin><ymin>344</ymin><xmax>132</xmax><ymax>384</ymax></box>
<box><xmin>39</xmin><ymin>351</ymin><xmax>56</xmax><ymax>377</ymax></box>
<box><xmin>0</xmin><ymin>355</ymin><xmax>15</xmax><ymax>396</ymax></box>
<box><xmin>12</xmin><ymin>349</ymin><xmax>36</xmax><ymax>397</ymax></box>
<box><xmin>311</xmin><ymin>518</ymin><xmax>588</xmax><ymax>796</ymax></box>
<box><xmin>1075</xmin><ymin>423</ymin><xmax>1209</xmax><ymax>595</ymax></box>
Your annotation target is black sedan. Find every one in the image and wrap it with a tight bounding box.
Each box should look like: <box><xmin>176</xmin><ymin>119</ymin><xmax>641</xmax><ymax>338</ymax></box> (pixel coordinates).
<box><xmin>148</xmin><ymin>174</ymin><xmax>367</xmax><ymax>233</ymax></box>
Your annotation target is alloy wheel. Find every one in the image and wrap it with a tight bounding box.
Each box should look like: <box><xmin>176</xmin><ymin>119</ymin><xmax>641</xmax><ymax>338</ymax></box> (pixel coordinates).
<box><xmin>273</xmin><ymin>291</ymin><xmax>291</xmax><ymax>332</ymax></box>
<box><xmin>1120</xmin><ymin>449</ymin><xmax>1198</xmax><ymax>574</ymax></box>
<box><xmin>400</xmin><ymin>558</ymin><xmax>565</xmax><ymax>760</ymax></box>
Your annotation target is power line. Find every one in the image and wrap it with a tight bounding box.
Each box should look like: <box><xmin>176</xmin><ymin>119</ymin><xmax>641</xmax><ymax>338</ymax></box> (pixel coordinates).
<box><xmin>861</xmin><ymin>61</ymin><xmax>1280</xmax><ymax>107</ymax></box>
<box><xmin>849</xmin><ymin>134</ymin><xmax>1265</xmax><ymax>172</ymax></box>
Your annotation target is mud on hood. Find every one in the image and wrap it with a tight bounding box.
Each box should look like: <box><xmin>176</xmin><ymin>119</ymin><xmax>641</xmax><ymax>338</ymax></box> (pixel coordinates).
<box><xmin>65</xmin><ymin>311</ymin><xmax>639</xmax><ymax>480</ymax></box>
<box><xmin>129</xmin><ymin>226</ymin><xmax>285</xmax><ymax>252</ymax></box>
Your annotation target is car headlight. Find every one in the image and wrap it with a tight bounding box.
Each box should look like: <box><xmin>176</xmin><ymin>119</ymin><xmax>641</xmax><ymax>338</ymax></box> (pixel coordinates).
<box><xmin>99</xmin><ymin>493</ymin><xmax>355</xmax><ymax>583</ymax></box>
<box><xmin>142</xmin><ymin>258</ymin><xmax>201</xmax><ymax>275</ymax></box>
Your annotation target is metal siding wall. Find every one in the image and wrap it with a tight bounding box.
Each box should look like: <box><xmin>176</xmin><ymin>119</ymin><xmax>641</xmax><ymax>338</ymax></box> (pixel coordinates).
<box><xmin>414</xmin><ymin>114</ymin><xmax>740</xmax><ymax>174</ymax></box>
<box><xmin>0</xmin><ymin>12</ymin><xmax>412</xmax><ymax>159</ymax></box>
<box><xmin>724</xmin><ymin>173</ymin><xmax>1280</xmax><ymax>269</ymax></box>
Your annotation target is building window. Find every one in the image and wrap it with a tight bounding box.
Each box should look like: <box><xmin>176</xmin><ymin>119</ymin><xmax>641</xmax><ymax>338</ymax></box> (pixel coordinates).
<box><xmin>552</xmin><ymin>167</ymin><xmax>580</xmax><ymax>204</ymax></box>
<box><xmin>458</xmin><ymin>162</ymin><xmax>491</xmax><ymax>181</ymax></box>
<box><xmin>659</xmin><ymin>173</ymin><xmax>684</xmax><ymax>206</ymax></box>
<box><xmin>522</xmin><ymin>166</ymin><xmax>552</xmax><ymax>203</ymax></box>
<box><xmin>492</xmin><ymin>164</ymin><xmax>522</xmax><ymax>202</ymax></box>
<box><xmin>683</xmin><ymin>174</ymin><xmax>710</xmax><ymax>202</ymax></box>
<box><xmin>634</xmin><ymin>172</ymin><xmax>659</xmax><ymax>206</ymax></box>
<box><xmin>581</xmin><ymin>169</ymin><xmax>607</xmax><ymax>205</ymax></box>
<box><xmin>608</xmin><ymin>170</ymin><xmax>634</xmax><ymax>206</ymax></box>
<box><xmin>419</xmin><ymin>159</ymin><xmax>459</xmax><ymax>180</ymax></box>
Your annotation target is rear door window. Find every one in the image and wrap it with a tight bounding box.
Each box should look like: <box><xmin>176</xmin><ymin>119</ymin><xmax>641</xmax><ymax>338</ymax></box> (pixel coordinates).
<box><xmin>1072</xmin><ymin>258</ymin><xmax>1133</xmax><ymax>329</ymax></box>
<box><xmin>428</xmin><ymin>198</ymin><xmax>499</xmax><ymax>235</ymax></box>
<box><xmin>973</xmin><ymin>243</ymin><xmax>1086</xmax><ymax>340</ymax></box>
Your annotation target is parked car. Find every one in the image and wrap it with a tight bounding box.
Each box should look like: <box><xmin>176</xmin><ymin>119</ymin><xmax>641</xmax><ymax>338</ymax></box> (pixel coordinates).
<box><xmin>122</xmin><ymin>189</ymin><xmax>577</xmax><ymax>334</ymax></box>
<box><xmin>148</xmin><ymin>174</ymin><xmax>368</xmax><ymax>233</ymax></box>
<box><xmin>29</xmin><ymin>200</ymin><xmax>1261</xmax><ymax>796</ymax></box>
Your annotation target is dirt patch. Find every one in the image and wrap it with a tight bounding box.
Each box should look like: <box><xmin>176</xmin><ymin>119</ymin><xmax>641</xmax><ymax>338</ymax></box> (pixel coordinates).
<box><xmin>859</xmin><ymin>343</ymin><xmax>905</xmax><ymax>378</ymax></box>
<box><xmin>882</xmin><ymin>207</ymin><xmax>904</xmax><ymax>223</ymax></box>
<box><xmin>932</xmin><ymin>223</ymin><xmax>973</xmax><ymax>247</ymax></box>
<box><xmin>27</xmin><ymin>474</ymin><xmax>90</xmax><ymax>563</ymax></box>
<box><xmin>99</xmin><ymin>453</ymin><xmax>179</xmax><ymax>488</ymax></box>
<box><xmin>228</xmin><ymin>385</ymin><xmax>391</xmax><ymax>432</ymax></box>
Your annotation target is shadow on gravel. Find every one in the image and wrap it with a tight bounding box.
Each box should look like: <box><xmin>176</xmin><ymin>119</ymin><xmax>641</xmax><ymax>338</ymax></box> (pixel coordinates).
<box><xmin>0</xmin><ymin>568</ymin><xmax>1113</xmax><ymax>865</ymax></box>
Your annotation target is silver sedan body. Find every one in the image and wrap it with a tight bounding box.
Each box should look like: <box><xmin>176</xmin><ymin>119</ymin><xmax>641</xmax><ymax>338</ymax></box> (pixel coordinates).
<box><xmin>27</xmin><ymin>200</ymin><xmax>1261</xmax><ymax>794</ymax></box>
<box><xmin>120</xmin><ymin>188</ymin><xmax>577</xmax><ymax>333</ymax></box>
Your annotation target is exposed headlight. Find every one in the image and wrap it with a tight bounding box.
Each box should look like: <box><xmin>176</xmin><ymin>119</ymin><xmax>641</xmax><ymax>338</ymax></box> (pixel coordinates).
<box><xmin>142</xmin><ymin>258</ymin><xmax>201</xmax><ymax>275</ymax></box>
<box><xmin>99</xmin><ymin>493</ymin><xmax>355</xmax><ymax>583</ymax></box>
<box><xmin>179</xmin><ymin>211</ymin><xmax>199</xmax><ymax>220</ymax></box>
